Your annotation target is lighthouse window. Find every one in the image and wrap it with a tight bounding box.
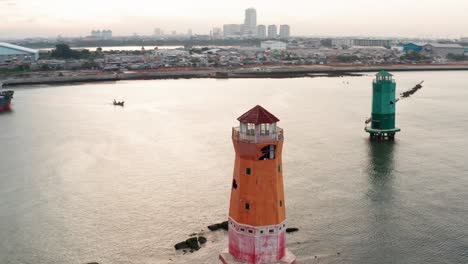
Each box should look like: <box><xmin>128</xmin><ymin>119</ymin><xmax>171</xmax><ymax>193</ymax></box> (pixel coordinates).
<box><xmin>280</xmin><ymin>200</ymin><xmax>283</xmax><ymax>207</ymax></box>
<box><xmin>278</xmin><ymin>164</ymin><xmax>281</xmax><ymax>172</ymax></box>
<box><xmin>259</xmin><ymin>145</ymin><xmax>276</xmax><ymax>160</ymax></box>
<box><xmin>247</xmin><ymin>123</ymin><xmax>255</xmax><ymax>135</ymax></box>
<box><xmin>232</xmin><ymin>179</ymin><xmax>238</xmax><ymax>189</ymax></box>
<box><xmin>245</xmin><ymin>202</ymin><xmax>250</xmax><ymax>210</ymax></box>
<box><xmin>245</xmin><ymin>168</ymin><xmax>251</xmax><ymax>175</ymax></box>
<box><xmin>248</xmin><ymin>230</ymin><xmax>253</xmax><ymax>234</ymax></box>
<box><xmin>269</xmin><ymin>229</ymin><xmax>275</xmax><ymax>234</ymax></box>
<box><xmin>260</xmin><ymin>124</ymin><xmax>270</xmax><ymax>135</ymax></box>
<box><xmin>240</xmin><ymin>228</ymin><xmax>245</xmax><ymax>232</ymax></box>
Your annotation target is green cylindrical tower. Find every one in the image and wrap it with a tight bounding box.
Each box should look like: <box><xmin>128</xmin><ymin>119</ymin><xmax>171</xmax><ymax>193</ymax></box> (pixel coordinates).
<box><xmin>365</xmin><ymin>71</ymin><xmax>400</xmax><ymax>140</ymax></box>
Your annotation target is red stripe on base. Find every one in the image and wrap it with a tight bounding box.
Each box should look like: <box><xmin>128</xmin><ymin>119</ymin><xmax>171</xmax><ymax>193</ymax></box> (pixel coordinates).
<box><xmin>0</xmin><ymin>104</ymin><xmax>11</xmax><ymax>112</ymax></box>
<box><xmin>228</xmin><ymin>218</ymin><xmax>287</xmax><ymax>264</ymax></box>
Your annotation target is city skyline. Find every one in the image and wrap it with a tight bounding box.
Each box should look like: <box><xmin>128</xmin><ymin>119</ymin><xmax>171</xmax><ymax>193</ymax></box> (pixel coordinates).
<box><xmin>2</xmin><ymin>0</ymin><xmax>468</xmax><ymax>39</ymax></box>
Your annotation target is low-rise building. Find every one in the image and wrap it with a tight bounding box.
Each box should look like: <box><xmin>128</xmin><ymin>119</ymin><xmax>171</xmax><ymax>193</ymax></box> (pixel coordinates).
<box><xmin>261</xmin><ymin>40</ymin><xmax>287</xmax><ymax>50</ymax></box>
<box><xmin>332</xmin><ymin>38</ymin><xmax>354</xmax><ymax>48</ymax></box>
<box><xmin>353</xmin><ymin>39</ymin><xmax>391</xmax><ymax>47</ymax></box>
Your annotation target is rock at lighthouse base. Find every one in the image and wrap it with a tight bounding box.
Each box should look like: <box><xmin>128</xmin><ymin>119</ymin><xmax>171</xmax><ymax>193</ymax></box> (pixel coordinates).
<box><xmin>219</xmin><ymin>248</ymin><xmax>296</xmax><ymax>264</ymax></box>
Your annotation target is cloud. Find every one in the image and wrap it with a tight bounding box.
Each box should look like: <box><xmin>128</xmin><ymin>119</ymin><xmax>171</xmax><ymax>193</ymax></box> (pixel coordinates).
<box><xmin>0</xmin><ymin>0</ymin><xmax>16</xmax><ymax>5</ymax></box>
<box><xmin>2</xmin><ymin>0</ymin><xmax>468</xmax><ymax>38</ymax></box>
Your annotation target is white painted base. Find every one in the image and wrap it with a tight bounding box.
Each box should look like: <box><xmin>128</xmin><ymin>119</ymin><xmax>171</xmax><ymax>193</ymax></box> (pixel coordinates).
<box><xmin>219</xmin><ymin>248</ymin><xmax>296</xmax><ymax>264</ymax></box>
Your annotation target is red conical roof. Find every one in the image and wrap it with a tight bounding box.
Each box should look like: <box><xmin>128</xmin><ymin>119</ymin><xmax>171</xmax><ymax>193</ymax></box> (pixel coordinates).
<box><xmin>237</xmin><ymin>105</ymin><xmax>280</xmax><ymax>125</ymax></box>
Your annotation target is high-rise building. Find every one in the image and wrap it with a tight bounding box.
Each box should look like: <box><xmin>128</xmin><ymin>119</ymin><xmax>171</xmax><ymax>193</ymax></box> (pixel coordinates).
<box><xmin>90</xmin><ymin>29</ymin><xmax>112</xmax><ymax>39</ymax></box>
<box><xmin>257</xmin><ymin>25</ymin><xmax>266</xmax><ymax>39</ymax></box>
<box><xmin>268</xmin><ymin>25</ymin><xmax>277</xmax><ymax>39</ymax></box>
<box><xmin>243</xmin><ymin>8</ymin><xmax>257</xmax><ymax>37</ymax></box>
<box><xmin>154</xmin><ymin>28</ymin><xmax>162</xmax><ymax>36</ymax></box>
<box><xmin>187</xmin><ymin>29</ymin><xmax>193</xmax><ymax>37</ymax></box>
<box><xmin>102</xmin><ymin>30</ymin><xmax>112</xmax><ymax>39</ymax></box>
<box><xmin>91</xmin><ymin>30</ymin><xmax>101</xmax><ymax>38</ymax></box>
<box><xmin>279</xmin><ymin>25</ymin><xmax>290</xmax><ymax>39</ymax></box>
<box><xmin>223</xmin><ymin>24</ymin><xmax>242</xmax><ymax>38</ymax></box>
<box><xmin>212</xmin><ymin>27</ymin><xmax>222</xmax><ymax>39</ymax></box>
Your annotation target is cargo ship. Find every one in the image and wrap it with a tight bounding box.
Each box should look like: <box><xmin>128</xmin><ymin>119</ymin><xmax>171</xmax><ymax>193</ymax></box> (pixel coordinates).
<box><xmin>0</xmin><ymin>90</ymin><xmax>14</xmax><ymax>112</ymax></box>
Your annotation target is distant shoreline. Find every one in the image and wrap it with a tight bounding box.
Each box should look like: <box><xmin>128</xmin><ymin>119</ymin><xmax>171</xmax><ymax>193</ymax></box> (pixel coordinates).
<box><xmin>2</xmin><ymin>64</ymin><xmax>468</xmax><ymax>87</ymax></box>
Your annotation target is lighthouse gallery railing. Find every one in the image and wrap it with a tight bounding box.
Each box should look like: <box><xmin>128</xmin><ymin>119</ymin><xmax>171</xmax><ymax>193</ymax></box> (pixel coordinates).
<box><xmin>232</xmin><ymin>127</ymin><xmax>284</xmax><ymax>143</ymax></box>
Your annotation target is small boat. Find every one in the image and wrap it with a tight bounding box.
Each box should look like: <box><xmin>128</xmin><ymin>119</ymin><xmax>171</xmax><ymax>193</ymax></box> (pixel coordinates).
<box><xmin>0</xmin><ymin>90</ymin><xmax>14</xmax><ymax>112</ymax></box>
<box><xmin>113</xmin><ymin>99</ymin><xmax>124</xmax><ymax>107</ymax></box>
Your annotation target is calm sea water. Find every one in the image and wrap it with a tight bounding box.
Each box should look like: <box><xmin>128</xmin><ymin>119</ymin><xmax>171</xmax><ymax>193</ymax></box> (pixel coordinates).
<box><xmin>1</xmin><ymin>72</ymin><xmax>467</xmax><ymax>264</ymax></box>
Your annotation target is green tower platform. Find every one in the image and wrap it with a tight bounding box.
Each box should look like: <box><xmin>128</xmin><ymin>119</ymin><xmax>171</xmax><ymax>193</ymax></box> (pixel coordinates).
<box><xmin>365</xmin><ymin>71</ymin><xmax>400</xmax><ymax>140</ymax></box>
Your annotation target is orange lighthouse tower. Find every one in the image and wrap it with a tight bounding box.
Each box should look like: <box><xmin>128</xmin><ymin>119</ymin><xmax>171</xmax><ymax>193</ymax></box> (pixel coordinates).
<box><xmin>220</xmin><ymin>105</ymin><xmax>296</xmax><ymax>264</ymax></box>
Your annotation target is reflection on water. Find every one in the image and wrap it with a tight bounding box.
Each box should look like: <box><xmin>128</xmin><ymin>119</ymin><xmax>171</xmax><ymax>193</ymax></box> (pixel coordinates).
<box><xmin>366</xmin><ymin>141</ymin><xmax>396</xmax><ymax>200</ymax></box>
<box><xmin>364</xmin><ymin>141</ymin><xmax>398</xmax><ymax>262</ymax></box>
<box><xmin>0</xmin><ymin>109</ymin><xmax>14</xmax><ymax>115</ymax></box>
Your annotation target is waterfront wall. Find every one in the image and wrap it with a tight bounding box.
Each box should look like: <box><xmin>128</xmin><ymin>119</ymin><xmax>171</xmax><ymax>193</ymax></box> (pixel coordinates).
<box><xmin>3</xmin><ymin>65</ymin><xmax>468</xmax><ymax>87</ymax></box>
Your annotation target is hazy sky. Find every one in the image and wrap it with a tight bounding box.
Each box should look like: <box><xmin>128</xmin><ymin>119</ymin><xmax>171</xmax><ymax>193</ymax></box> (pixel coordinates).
<box><xmin>2</xmin><ymin>0</ymin><xmax>468</xmax><ymax>39</ymax></box>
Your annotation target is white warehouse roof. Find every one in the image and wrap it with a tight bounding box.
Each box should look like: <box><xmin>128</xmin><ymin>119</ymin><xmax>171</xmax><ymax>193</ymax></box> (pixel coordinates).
<box><xmin>425</xmin><ymin>43</ymin><xmax>463</xmax><ymax>49</ymax></box>
<box><xmin>0</xmin><ymin>42</ymin><xmax>38</xmax><ymax>54</ymax></box>
<box><xmin>0</xmin><ymin>42</ymin><xmax>39</xmax><ymax>61</ymax></box>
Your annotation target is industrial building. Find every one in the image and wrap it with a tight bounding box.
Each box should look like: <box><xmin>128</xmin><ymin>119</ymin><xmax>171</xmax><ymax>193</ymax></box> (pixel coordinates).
<box><xmin>261</xmin><ymin>40</ymin><xmax>287</xmax><ymax>50</ymax></box>
<box><xmin>0</xmin><ymin>42</ymin><xmax>39</xmax><ymax>62</ymax></box>
<box><xmin>402</xmin><ymin>43</ymin><xmax>425</xmax><ymax>53</ymax></box>
<box><xmin>422</xmin><ymin>43</ymin><xmax>464</xmax><ymax>57</ymax></box>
